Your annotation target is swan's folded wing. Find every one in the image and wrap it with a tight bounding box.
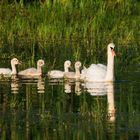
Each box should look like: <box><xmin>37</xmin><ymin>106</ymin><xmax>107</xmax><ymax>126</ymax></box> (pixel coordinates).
<box><xmin>97</xmin><ymin>64</ymin><xmax>107</xmax><ymax>70</ymax></box>
<box><xmin>84</xmin><ymin>64</ymin><xmax>107</xmax><ymax>81</ymax></box>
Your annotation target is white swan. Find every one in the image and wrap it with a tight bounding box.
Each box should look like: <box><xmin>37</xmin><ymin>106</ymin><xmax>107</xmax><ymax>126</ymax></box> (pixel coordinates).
<box><xmin>81</xmin><ymin>43</ymin><xmax>116</xmax><ymax>82</ymax></box>
<box><xmin>64</xmin><ymin>61</ymin><xmax>81</xmax><ymax>79</ymax></box>
<box><xmin>47</xmin><ymin>60</ymin><xmax>71</xmax><ymax>78</ymax></box>
<box><xmin>18</xmin><ymin>59</ymin><xmax>44</xmax><ymax>78</ymax></box>
<box><xmin>0</xmin><ymin>58</ymin><xmax>20</xmax><ymax>77</ymax></box>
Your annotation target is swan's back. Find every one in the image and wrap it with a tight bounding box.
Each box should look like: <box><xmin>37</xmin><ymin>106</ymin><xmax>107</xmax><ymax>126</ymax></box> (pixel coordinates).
<box><xmin>97</xmin><ymin>64</ymin><xmax>107</xmax><ymax>70</ymax></box>
<box><xmin>81</xmin><ymin>64</ymin><xmax>107</xmax><ymax>82</ymax></box>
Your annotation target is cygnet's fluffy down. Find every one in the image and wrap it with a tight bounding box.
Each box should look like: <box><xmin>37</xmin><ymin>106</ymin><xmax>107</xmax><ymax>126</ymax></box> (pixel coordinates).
<box><xmin>47</xmin><ymin>60</ymin><xmax>71</xmax><ymax>79</ymax></box>
<box><xmin>18</xmin><ymin>59</ymin><xmax>44</xmax><ymax>78</ymax></box>
<box><xmin>0</xmin><ymin>58</ymin><xmax>20</xmax><ymax>77</ymax></box>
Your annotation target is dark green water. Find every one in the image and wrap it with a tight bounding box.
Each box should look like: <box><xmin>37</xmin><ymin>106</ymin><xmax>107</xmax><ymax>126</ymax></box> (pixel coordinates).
<box><xmin>0</xmin><ymin>63</ymin><xmax>140</xmax><ymax>140</ymax></box>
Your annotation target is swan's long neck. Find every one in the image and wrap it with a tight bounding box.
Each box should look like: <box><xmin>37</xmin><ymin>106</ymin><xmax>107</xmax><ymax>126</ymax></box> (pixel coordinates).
<box><xmin>11</xmin><ymin>63</ymin><xmax>17</xmax><ymax>75</ymax></box>
<box><xmin>105</xmin><ymin>50</ymin><xmax>114</xmax><ymax>81</ymax></box>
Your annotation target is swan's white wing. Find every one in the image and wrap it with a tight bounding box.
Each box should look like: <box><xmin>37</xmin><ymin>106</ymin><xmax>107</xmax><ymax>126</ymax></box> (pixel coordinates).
<box><xmin>48</xmin><ymin>70</ymin><xmax>64</xmax><ymax>78</ymax></box>
<box><xmin>84</xmin><ymin>64</ymin><xmax>107</xmax><ymax>82</ymax></box>
<box><xmin>97</xmin><ymin>64</ymin><xmax>107</xmax><ymax>70</ymax></box>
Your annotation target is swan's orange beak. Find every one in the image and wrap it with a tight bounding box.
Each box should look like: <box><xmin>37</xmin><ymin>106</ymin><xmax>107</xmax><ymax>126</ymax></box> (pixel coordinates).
<box><xmin>111</xmin><ymin>49</ymin><xmax>116</xmax><ymax>57</ymax></box>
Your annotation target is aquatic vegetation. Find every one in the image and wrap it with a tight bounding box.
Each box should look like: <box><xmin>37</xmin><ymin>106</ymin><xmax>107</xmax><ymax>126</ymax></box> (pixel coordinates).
<box><xmin>0</xmin><ymin>0</ymin><xmax>139</xmax><ymax>69</ymax></box>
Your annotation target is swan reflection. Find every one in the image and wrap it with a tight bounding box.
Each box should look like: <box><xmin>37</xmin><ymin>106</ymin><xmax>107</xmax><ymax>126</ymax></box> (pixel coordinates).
<box><xmin>107</xmin><ymin>82</ymin><xmax>115</xmax><ymax>122</ymax></box>
<box><xmin>82</xmin><ymin>82</ymin><xmax>107</xmax><ymax>96</ymax></box>
<box><xmin>82</xmin><ymin>81</ymin><xmax>116</xmax><ymax>121</ymax></box>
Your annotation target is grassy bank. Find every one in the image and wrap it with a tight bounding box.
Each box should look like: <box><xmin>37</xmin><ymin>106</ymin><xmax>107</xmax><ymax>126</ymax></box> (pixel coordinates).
<box><xmin>0</xmin><ymin>0</ymin><xmax>140</xmax><ymax>68</ymax></box>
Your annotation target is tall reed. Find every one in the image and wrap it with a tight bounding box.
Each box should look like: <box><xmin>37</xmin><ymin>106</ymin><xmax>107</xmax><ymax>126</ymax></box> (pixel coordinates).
<box><xmin>0</xmin><ymin>0</ymin><xmax>139</xmax><ymax>67</ymax></box>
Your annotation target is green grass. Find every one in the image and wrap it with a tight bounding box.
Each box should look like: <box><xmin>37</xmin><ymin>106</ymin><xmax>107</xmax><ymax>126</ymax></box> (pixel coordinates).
<box><xmin>0</xmin><ymin>0</ymin><xmax>140</xmax><ymax>68</ymax></box>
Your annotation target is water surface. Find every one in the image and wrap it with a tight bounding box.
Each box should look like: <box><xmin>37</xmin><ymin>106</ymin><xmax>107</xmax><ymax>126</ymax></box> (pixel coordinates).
<box><xmin>0</xmin><ymin>63</ymin><xmax>140</xmax><ymax>140</ymax></box>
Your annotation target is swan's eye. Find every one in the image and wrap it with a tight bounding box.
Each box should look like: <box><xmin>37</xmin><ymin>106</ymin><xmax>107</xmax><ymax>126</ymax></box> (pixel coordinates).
<box><xmin>110</xmin><ymin>47</ymin><xmax>113</xmax><ymax>50</ymax></box>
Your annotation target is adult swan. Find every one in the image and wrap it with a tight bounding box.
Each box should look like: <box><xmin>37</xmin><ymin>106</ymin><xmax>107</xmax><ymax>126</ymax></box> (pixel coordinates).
<box><xmin>81</xmin><ymin>43</ymin><xmax>116</xmax><ymax>82</ymax></box>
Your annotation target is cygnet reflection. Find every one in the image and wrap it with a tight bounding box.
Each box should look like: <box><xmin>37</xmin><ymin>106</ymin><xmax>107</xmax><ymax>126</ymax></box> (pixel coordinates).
<box><xmin>37</xmin><ymin>77</ymin><xmax>45</xmax><ymax>94</ymax></box>
<box><xmin>48</xmin><ymin>78</ymin><xmax>64</xmax><ymax>85</ymax></box>
<box><xmin>75</xmin><ymin>81</ymin><xmax>81</xmax><ymax>95</ymax></box>
<box><xmin>11</xmin><ymin>75</ymin><xmax>19</xmax><ymax>94</ymax></box>
<box><xmin>64</xmin><ymin>81</ymin><xmax>72</xmax><ymax>93</ymax></box>
<box><xmin>64</xmin><ymin>81</ymin><xmax>81</xmax><ymax>95</ymax></box>
<box><xmin>18</xmin><ymin>76</ymin><xmax>45</xmax><ymax>94</ymax></box>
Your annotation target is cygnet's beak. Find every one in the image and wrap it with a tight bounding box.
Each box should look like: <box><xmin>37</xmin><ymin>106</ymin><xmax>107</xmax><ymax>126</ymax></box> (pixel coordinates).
<box><xmin>18</xmin><ymin>61</ymin><xmax>22</xmax><ymax>64</ymax></box>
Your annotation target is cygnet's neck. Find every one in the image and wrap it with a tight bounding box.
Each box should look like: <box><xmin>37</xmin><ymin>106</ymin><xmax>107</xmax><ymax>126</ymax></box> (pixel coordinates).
<box><xmin>64</xmin><ymin>66</ymin><xmax>69</xmax><ymax>72</ymax></box>
<box><xmin>75</xmin><ymin>67</ymin><xmax>81</xmax><ymax>79</ymax></box>
<box><xmin>11</xmin><ymin>63</ymin><xmax>17</xmax><ymax>75</ymax></box>
<box><xmin>105</xmin><ymin>51</ymin><xmax>115</xmax><ymax>81</ymax></box>
<box><xmin>37</xmin><ymin>65</ymin><xmax>42</xmax><ymax>74</ymax></box>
